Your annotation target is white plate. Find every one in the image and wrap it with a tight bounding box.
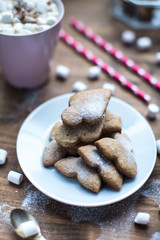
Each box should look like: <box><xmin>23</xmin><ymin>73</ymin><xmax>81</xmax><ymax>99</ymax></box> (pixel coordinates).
<box><xmin>17</xmin><ymin>93</ymin><xmax>157</xmax><ymax>207</ymax></box>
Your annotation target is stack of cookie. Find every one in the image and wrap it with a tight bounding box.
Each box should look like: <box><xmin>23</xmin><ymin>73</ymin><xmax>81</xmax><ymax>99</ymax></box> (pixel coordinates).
<box><xmin>43</xmin><ymin>89</ymin><xmax>137</xmax><ymax>193</ymax></box>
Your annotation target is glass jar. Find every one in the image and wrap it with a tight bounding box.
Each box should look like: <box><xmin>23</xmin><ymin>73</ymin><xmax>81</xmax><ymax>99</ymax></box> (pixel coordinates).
<box><xmin>111</xmin><ymin>0</ymin><xmax>160</xmax><ymax>29</ymax></box>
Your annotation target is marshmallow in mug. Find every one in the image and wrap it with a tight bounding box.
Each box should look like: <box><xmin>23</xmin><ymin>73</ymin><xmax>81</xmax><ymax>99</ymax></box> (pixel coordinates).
<box><xmin>0</xmin><ymin>0</ymin><xmax>60</xmax><ymax>35</ymax></box>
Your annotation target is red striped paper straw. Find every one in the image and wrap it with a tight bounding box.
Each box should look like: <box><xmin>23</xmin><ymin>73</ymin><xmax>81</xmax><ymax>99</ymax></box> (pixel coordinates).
<box><xmin>70</xmin><ymin>17</ymin><xmax>160</xmax><ymax>91</ymax></box>
<box><xmin>59</xmin><ymin>29</ymin><xmax>151</xmax><ymax>103</ymax></box>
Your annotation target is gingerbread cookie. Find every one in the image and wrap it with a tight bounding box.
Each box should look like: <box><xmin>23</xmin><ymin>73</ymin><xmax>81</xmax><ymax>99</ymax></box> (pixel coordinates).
<box><xmin>102</xmin><ymin>110</ymin><xmax>121</xmax><ymax>135</ymax></box>
<box><xmin>54</xmin><ymin>109</ymin><xmax>122</xmax><ymax>148</ymax></box>
<box><xmin>95</xmin><ymin>134</ymin><xmax>137</xmax><ymax>178</ymax></box>
<box><xmin>114</xmin><ymin>132</ymin><xmax>133</xmax><ymax>152</ymax></box>
<box><xmin>43</xmin><ymin>139</ymin><xmax>81</xmax><ymax>167</ymax></box>
<box><xmin>61</xmin><ymin>89</ymin><xmax>111</xmax><ymax>127</ymax></box>
<box><xmin>49</xmin><ymin>122</ymin><xmax>62</xmax><ymax>141</ymax></box>
<box><xmin>54</xmin><ymin>156</ymin><xmax>101</xmax><ymax>193</ymax></box>
<box><xmin>55</xmin><ymin>120</ymin><xmax>104</xmax><ymax>148</ymax></box>
<box><xmin>43</xmin><ymin>140</ymin><xmax>67</xmax><ymax>167</ymax></box>
<box><xmin>78</xmin><ymin>145</ymin><xmax>123</xmax><ymax>190</ymax></box>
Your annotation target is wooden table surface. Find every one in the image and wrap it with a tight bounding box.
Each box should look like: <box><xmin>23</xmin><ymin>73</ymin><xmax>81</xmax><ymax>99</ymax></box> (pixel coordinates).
<box><xmin>0</xmin><ymin>0</ymin><xmax>160</xmax><ymax>239</ymax></box>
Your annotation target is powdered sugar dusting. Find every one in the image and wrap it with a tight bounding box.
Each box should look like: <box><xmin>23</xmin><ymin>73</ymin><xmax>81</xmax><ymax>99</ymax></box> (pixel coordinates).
<box><xmin>66</xmin><ymin>90</ymin><xmax>110</xmax><ymax>125</ymax></box>
<box><xmin>115</xmin><ymin>132</ymin><xmax>133</xmax><ymax>152</ymax></box>
<box><xmin>150</xmin><ymin>232</ymin><xmax>160</xmax><ymax>240</ymax></box>
<box><xmin>22</xmin><ymin>185</ymin><xmax>52</xmax><ymax>212</ymax></box>
<box><xmin>0</xmin><ymin>203</ymin><xmax>15</xmax><ymax>230</ymax></box>
<box><xmin>0</xmin><ymin>179</ymin><xmax>160</xmax><ymax>238</ymax></box>
<box><xmin>80</xmin><ymin>94</ymin><xmax>107</xmax><ymax>120</ymax></box>
<box><xmin>141</xmin><ymin>179</ymin><xmax>160</xmax><ymax>204</ymax></box>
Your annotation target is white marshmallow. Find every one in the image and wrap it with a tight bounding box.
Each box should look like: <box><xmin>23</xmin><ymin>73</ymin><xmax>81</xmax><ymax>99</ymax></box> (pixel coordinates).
<box><xmin>102</xmin><ymin>82</ymin><xmax>115</xmax><ymax>95</ymax></box>
<box><xmin>88</xmin><ymin>66</ymin><xmax>101</xmax><ymax>79</ymax></box>
<box><xmin>46</xmin><ymin>17</ymin><xmax>57</xmax><ymax>25</ymax></box>
<box><xmin>72</xmin><ymin>81</ymin><xmax>87</xmax><ymax>92</ymax></box>
<box><xmin>0</xmin><ymin>1</ymin><xmax>6</xmax><ymax>12</ymax></box>
<box><xmin>31</xmin><ymin>0</ymin><xmax>39</xmax><ymax>3</ymax></box>
<box><xmin>13</xmin><ymin>1</ymin><xmax>21</xmax><ymax>9</ymax></box>
<box><xmin>0</xmin><ymin>23</ymin><xmax>11</xmax><ymax>29</ymax></box>
<box><xmin>47</xmin><ymin>11</ymin><xmax>59</xmax><ymax>18</ymax></box>
<box><xmin>47</xmin><ymin>3</ymin><xmax>57</xmax><ymax>12</ymax></box>
<box><xmin>0</xmin><ymin>149</ymin><xmax>7</xmax><ymax>165</ymax></box>
<box><xmin>8</xmin><ymin>170</ymin><xmax>23</xmax><ymax>185</ymax></box>
<box><xmin>56</xmin><ymin>65</ymin><xmax>70</xmax><ymax>79</ymax></box>
<box><xmin>0</xmin><ymin>0</ymin><xmax>60</xmax><ymax>35</ymax></box>
<box><xmin>7</xmin><ymin>3</ymin><xmax>13</xmax><ymax>10</ymax></box>
<box><xmin>20</xmin><ymin>221</ymin><xmax>38</xmax><ymax>238</ymax></box>
<box><xmin>156</xmin><ymin>52</ymin><xmax>160</xmax><ymax>64</ymax></box>
<box><xmin>13</xmin><ymin>17</ymin><xmax>20</xmax><ymax>24</ymax></box>
<box><xmin>24</xmin><ymin>1</ymin><xmax>35</xmax><ymax>11</ymax></box>
<box><xmin>53</xmin><ymin>11</ymin><xmax>60</xmax><ymax>18</ymax></box>
<box><xmin>134</xmin><ymin>212</ymin><xmax>150</xmax><ymax>225</ymax></box>
<box><xmin>1</xmin><ymin>11</ymin><xmax>13</xmax><ymax>23</ymax></box>
<box><xmin>37</xmin><ymin>17</ymin><xmax>46</xmax><ymax>25</ymax></box>
<box><xmin>24</xmin><ymin>23</ymin><xmax>36</xmax><ymax>32</ymax></box>
<box><xmin>2</xmin><ymin>27</ymin><xmax>15</xmax><ymax>35</ymax></box>
<box><xmin>136</xmin><ymin>37</ymin><xmax>152</xmax><ymax>51</ymax></box>
<box><xmin>14</xmin><ymin>23</ymin><xmax>23</xmax><ymax>32</ymax></box>
<box><xmin>156</xmin><ymin>139</ymin><xmax>160</xmax><ymax>154</ymax></box>
<box><xmin>121</xmin><ymin>30</ymin><xmax>136</xmax><ymax>45</ymax></box>
<box><xmin>147</xmin><ymin>103</ymin><xmax>159</xmax><ymax>120</ymax></box>
<box><xmin>24</xmin><ymin>16</ymin><xmax>36</xmax><ymax>23</ymax></box>
<box><xmin>19</xmin><ymin>29</ymin><xmax>32</xmax><ymax>35</ymax></box>
<box><xmin>36</xmin><ymin>2</ymin><xmax>47</xmax><ymax>14</ymax></box>
<box><xmin>37</xmin><ymin>24</ymin><xmax>50</xmax><ymax>31</ymax></box>
<box><xmin>35</xmin><ymin>25</ymin><xmax>44</xmax><ymax>31</ymax></box>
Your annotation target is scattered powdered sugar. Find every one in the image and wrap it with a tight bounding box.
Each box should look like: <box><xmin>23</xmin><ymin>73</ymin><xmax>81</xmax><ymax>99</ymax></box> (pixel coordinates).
<box><xmin>0</xmin><ymin>179</ymin><xmax>160</xmax><ymax>238</ymax></box>
<box><xmin>0</xmin><ymin>203</ymin><xmax>15</xmax><ymax>230</ymax></box>
<box><xmin>22</xmin><ymin>185</ymin><xmax>52</xmax><ymax>212</ymax></box>
<box><xmin>67</xmin><ymin>91</ymin><xmax>109</xmax><ymax>124</ymax></box>
<box><xmin>141</xmin><ymin>179</ymin><xmax>160</xmax><ymax>205</ymax></box>
<box><xmin>65</xmin><ymin>191</ymin><xmax>139</xmax><ymax>230</ymax></box>
<box><xmin>20</xmin><ymin>184</ymin><xmax>139</xmax><ymax>231</ymax></box>
<box><xmin>150</xmin><ymin>232</ymin><xmax>160</xmax><ymax>240</ymax></box>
